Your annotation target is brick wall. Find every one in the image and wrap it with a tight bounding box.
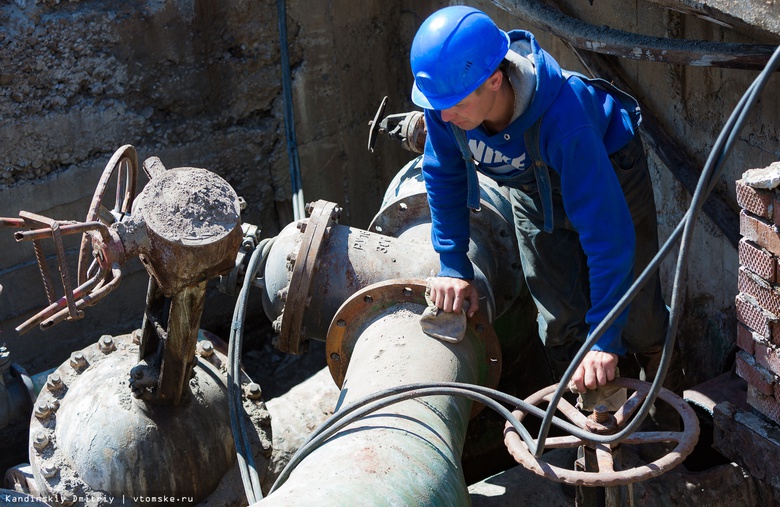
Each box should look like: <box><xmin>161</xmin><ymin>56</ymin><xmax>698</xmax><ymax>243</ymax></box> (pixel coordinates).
<box><xmin>736</xmin><ymin>164</ymin><xmax>780</xmax><ymax>425</ymax></box>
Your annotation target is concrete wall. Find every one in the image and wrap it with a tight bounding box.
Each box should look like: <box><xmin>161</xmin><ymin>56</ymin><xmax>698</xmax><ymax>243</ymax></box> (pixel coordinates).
<box><xmin>0</xmin><ymin>0</ymin><xmax>423</xmax><ymax>373</ymax></box>
<box><xmin>1</xmin><ymin>0</ymin><xmax>778</xmax><ymax>388</ymax></box>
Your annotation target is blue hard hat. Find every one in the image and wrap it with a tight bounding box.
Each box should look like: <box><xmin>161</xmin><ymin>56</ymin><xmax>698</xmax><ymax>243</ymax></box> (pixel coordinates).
<box><xmin>410</xmin><ymin>6</ymin><xmax>510</xmax><ymax>110</ymax></box>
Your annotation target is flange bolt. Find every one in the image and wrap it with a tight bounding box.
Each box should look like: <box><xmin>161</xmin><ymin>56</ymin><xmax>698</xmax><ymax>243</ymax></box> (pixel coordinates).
<box><xmin>41</xmin><ymin>463</ymin><xmax>58</xmax><ymax>479</ymax></box>
<box><xmin>69</xmin><ymin>352</ymin><xmax>88</xmax><ymax>371</ymax></box>
<box><xmin>199</xmin><ymin>340</ymin><xmax>214</xmax><ymax>357</ymax></box>
<box><xmin>46</xmin><ymin>373</ymin><xmax>63</xmax><ymax>392</ymax></box>
<box><xmin>98</xmin><ymin>335</ymin><xmax>116</xmax><ymax>353</ymax></box>
<box><xmin>34</xmin><ymin>400</ymin><xmax>51</xmax><ymax>420</ymax></box>
<box><xmin>32</xmin><ymin>431</ymin><xmax>49</xmax><ymax>451</ymax></box>
<box><xmin>246</xmin><ymin>382</ymin><xmax>263</xmax><ymax>400</ymax></box>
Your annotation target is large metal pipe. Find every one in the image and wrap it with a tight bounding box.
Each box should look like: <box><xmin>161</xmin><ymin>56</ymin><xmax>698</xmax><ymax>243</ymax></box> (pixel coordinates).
<box><xmin>256</xmin><ymin>280</ymin><xmax>501</xmax><ymax>506</ymax></box>
<box><xmin>254</xmin><ymin>158</ymin><xmax>527</xmax><ymax>505</ymax></box>
<box><xmin>261</xmin><ymin>157</ymin><xmax>523</xmax><ymax>355</ymax></box>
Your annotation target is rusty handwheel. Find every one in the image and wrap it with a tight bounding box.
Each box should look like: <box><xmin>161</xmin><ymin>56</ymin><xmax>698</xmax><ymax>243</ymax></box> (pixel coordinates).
<box><xmin>77</xmin><ymin>145</ymin><xmax>138</xmax><ymax>284</ymax></box>
<box><xmin>504</xmin><ymin>377</ymin><xmax>699</xmax><ymax>487</ymax></box>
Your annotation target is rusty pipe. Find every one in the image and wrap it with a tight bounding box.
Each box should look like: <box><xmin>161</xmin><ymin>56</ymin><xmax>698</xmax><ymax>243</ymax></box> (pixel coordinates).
<box><xmin>255</xmin><ymin>281</ymin><xmax>501</xmax><ymax>506</ymax></box>
<box><xmin>261</xmin><ymin>158</ymin><xmax>523</xmax><ymax>355</ymax></box>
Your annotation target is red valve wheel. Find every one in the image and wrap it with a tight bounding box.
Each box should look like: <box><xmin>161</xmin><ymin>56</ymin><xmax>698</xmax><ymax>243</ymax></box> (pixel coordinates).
<box><xmin>504</xmin><ymin>377</ymin><xmax>699</xmax><ymax>487</ymax></box>
<box><xmin>77</xmin><ymin>145</ymin><xmax>138</xmax><ymax>285</ymax></box>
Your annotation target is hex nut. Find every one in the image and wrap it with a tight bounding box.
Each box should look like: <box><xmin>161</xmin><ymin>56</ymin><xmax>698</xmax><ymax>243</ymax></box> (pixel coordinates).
<box><xmin>46</xmin><ymin>373</ymin><xmax>63</xmax><ymax>391</ymax></box>
<box><xmin>199</xmin><ymin>340</ymin><xmax>214</xmax><ymax>357</ymax></box>
<box><xmin>98</xmin><ymin>335</ymin><xmax>116</xmax><ymax>353</ymax></box>
<box><xmin>245</xmin><ymin>382</ymin><xmax>263</xmax><ymax>400</ymax></box>
<box><xmin>32</xmin><ymin>431</ymin><xmax>49</xmax><ymax>451</ymax></box>
<box><xmin>34</xmin><ymin>401</ymin><xmax>51</xmax><ymax>419</ymax></box>
<box><xmin>41</xmin><ymin>463</ymin><xmax>58</xmax><ymax>479</ymax></box>
<box><xmin>70</xmin><ymin>352</ymin><xmax>88</xmax><ymax>370</ymax></box>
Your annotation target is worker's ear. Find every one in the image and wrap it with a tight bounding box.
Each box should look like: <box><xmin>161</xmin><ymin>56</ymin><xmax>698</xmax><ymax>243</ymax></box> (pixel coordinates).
<box><xmin>485</xmin><ymin>69</ymin><xmax>503</xmax><ymax>92</ymax></box>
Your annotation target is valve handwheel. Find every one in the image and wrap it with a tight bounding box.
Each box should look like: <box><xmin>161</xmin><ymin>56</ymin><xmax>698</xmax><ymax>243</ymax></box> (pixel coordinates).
<box><xmin>504</xmin><ymin>377</ymin><xmax>699</xmax><ymax>487</ymax></box>
<box><xmin>77</xmin><ymin>145</ymin><xmax>138</xmax><ymax>285</ymax></box>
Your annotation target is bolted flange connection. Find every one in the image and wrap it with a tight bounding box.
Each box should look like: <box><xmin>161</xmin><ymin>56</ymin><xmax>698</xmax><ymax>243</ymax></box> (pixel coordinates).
<box><xmin>273</xmin><ymin>200</ymin><xmax>340</xmax><ymax>355</ymax></box>
<box><xmin>41</xmin><ymin>463</ymin><xmax>58</xmax><ymax>479</ymax></box>
<box><xmin>33</xmin><ymin>400</ymin><xmax>51</xmax><ymax>420</ymax></box>
<box><xmin>26</xmin><ymin>331</ymin><xmax>274</xmax><ymax>506</ymax></box>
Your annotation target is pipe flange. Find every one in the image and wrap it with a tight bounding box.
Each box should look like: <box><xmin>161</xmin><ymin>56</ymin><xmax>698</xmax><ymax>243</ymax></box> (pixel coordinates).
<box><xmin>367</xmin><ymin>192</ymin><xmax>430</xmax><ymax>237</ymax></box>
<box><xmin>504</xmin><ymin>377</ymin><xmax>700</xmax><ymax>487</ymax></box>
<box><xmin>325</xmin><ymin>279</ymin><xmax>502</xmax><ymax>417</ymax></box>
<box><xmin>276</xmin><ymin>200</ymin><xmax>340</xmax><ymax>354</ymax></box>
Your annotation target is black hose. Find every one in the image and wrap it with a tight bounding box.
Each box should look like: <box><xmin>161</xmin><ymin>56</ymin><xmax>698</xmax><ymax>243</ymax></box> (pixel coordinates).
<box><xmin>228</xmin><ymin>237</ymin><xmax>276</xmax><ymax>504</ymax></box>
<box><xmin>535</xmin><ymin>43</ymin><xmax>780</xmax><ymax>455</ymax></box>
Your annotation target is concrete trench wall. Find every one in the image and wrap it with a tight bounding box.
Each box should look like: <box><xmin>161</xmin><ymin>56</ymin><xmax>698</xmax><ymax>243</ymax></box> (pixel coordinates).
<box><xmin>0</xmin><ymin>0</ymin><xmax>420</xmax><ymax>374</ymax></box>
<box><xmin>0</xmin><ymin>0</ymin><xmax>778</xmax><ymax>416</ymax></box>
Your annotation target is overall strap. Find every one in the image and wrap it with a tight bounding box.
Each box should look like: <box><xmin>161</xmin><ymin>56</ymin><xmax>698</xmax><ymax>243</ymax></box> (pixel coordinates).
<box><xmin>524</xmin><ymin>116</ymin><xmax>554</xmax><ymax>233</ymax></box>
<box><xmin>450</xmin><ymin>124</ymin><xmax>482</xmax><ymax>210</ymax></box>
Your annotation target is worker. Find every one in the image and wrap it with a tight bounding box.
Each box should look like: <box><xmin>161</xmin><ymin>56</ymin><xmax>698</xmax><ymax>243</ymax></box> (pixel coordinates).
<box><xmin>410</xmin><ymin>5</ymin><xmax>677</xmax><ymax>394</ymax></box>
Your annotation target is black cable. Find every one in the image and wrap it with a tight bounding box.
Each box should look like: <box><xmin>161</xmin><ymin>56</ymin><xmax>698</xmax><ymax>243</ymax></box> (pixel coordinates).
<box><xmin>269</xmin><ymin>382</ymin><xmax>593</xmax><ymax>494</ymax></box>
<box><xmin>228</xmin><ymin>237</ymin><xmax>275</xmax><ymax>503</ymax></box>
<box><xmin>534</xmin><ymin>44</ymin><xmax>780</xmax><ymax>455</ymax></box>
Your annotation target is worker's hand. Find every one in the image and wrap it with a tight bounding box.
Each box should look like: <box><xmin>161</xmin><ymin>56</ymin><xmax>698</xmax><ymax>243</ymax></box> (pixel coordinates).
<box><xmin>428</xmin><ymin>277</ymin><xmax>479</xmax><ymax>318</ymax></box>
<box><xmin>570</xmin><ymin>350</ymin><xmax>618</xmax><ymax>393</ymax></box>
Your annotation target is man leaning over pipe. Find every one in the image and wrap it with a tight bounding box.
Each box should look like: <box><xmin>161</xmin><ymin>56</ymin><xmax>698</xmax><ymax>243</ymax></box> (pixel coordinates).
<box><xmin>410</xmin><ymin>6</ymin><xmax>681</xmax><ymax>397</ymax></box>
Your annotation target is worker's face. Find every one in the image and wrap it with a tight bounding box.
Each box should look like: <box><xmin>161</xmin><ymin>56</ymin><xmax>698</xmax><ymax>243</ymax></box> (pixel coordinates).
<box><xmin>440</xmin><ymin>87</ymin><xmax>494</xmax><ymax>130</ymax></box>
<box><xmin>440</xmin><ymin>75</ymin><xmax>498</xmax><ymax>131</ymax></box>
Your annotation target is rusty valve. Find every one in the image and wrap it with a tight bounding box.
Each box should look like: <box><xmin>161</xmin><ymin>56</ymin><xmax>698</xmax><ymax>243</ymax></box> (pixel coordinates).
<box><xmin>503</xmin><ymin>377</ymin><xmax>700</xmax><ymax>487</ymax></box>
<box><xmin>0</xmin><ymin>146</ymin><xmax>137</xmax><ymax>333</ymax></box>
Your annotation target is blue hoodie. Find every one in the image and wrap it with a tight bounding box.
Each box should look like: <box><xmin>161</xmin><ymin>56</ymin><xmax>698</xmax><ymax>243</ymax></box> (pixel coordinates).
<box><xmin>420</xmin><ymin>30</ymin><xmax>636</xmax><ymax>355</ymax></box>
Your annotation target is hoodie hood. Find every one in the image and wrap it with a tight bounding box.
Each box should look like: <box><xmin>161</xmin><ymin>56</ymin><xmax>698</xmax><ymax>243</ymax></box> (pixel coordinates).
<box><xmin>505</xmin><ymin>29</ymin><xmax>565</xmax><ymax>131</ymax></box>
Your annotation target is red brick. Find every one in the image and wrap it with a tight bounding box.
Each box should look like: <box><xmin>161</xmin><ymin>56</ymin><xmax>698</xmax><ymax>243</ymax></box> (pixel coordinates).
<box><xmin>740</xmin><ymin>211</ymin><xmax>780</xmax><ymax>255</ymax></box>
<box><xmin>755</xmin><ymin>342</ymin><xmax>780</xmax><ymax>377</ymax></box>
<box><xmin>738</xmin><ymin>266</ymin><xmax>780</xmax><ymax>316</ymax></box>
<box><xmin>737</xmin><ymin>179</ymin><xmax>775</xmax><ymax>219</ymax></box>
<box><xmin>739</xmin><ymin>238</ymin><xmax>776</xmax><ymax>283</ymax></box>
<box><xmin>737</xmin><ymin>323</ymin><xmax>758</xmax><ymax>355</ymax></box>
<box><xmin>736</xmin><ymin>351</ymin><xmax>775</xmax><ymax>396</ymax></box>
<box><xmin>747</xmin><ymin>385</ymin><xmax>780</xmax><ymax>425</ymax></box>
<box><xmin>774</xmin><ymin>193</ymin><xmax>780</xmax><ymax>226</ymax></box>
<box><xmin>735</xmin><ymin>293</ymin><xmax>780</xmax><ymax>344</ymax></box>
